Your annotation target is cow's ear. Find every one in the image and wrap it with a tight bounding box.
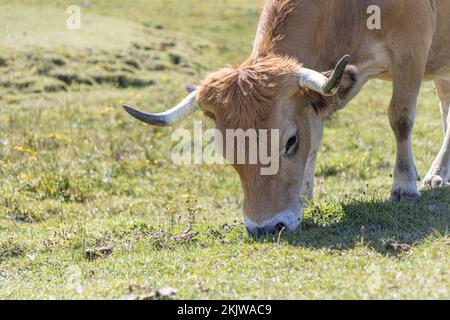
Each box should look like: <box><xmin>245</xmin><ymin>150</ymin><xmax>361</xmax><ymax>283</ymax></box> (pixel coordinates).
<box><xmin>333</xmin><ymin>65</ymin><xmax>357</xmax><ymax>99</ymax></box>
<box><xmin>308</xmin><ymin>65</ymin><xmax>357</xmax><ymax>116</ymax></box>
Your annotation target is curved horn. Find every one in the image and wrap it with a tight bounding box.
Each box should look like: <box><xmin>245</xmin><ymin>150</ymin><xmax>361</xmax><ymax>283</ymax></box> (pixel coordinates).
<box><xmin>123</xmin><ymin>91</ymin><xmax>198</xmax><ymax>127</ymax></box>
<box><xmin>298</xmin><ymin>55</ymin><xmax>350</xmax><ymax>96</ymax></box>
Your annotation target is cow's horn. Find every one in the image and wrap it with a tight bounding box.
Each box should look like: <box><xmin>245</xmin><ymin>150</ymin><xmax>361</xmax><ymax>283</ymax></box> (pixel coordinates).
<box><xmin>123</xmin><ymin>91</ymin><xmax>198</xmax><ymax>127</ymax></box>
<box><xmin>298</xmin><ymin>55</ymin><xmax>350</xmax><ymax>96</ymax></box>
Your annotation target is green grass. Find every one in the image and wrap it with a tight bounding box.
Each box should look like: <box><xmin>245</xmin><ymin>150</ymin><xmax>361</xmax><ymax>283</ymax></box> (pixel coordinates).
<box><xmin>0</xmin><ymin>1</ymin><xmax>448</xmax><ymax>300</ymax></box>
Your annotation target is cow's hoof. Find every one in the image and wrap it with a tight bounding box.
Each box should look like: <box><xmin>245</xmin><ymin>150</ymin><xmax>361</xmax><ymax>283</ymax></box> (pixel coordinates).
<box><xmin>390</xmin><ymin>189</ymin><xmax>421</xmax><ymax>203</ymax></box>
<box><xmin>421</xmin><ymin>175</ymin><xmax>449</xmax><ymax>189</ymax></box>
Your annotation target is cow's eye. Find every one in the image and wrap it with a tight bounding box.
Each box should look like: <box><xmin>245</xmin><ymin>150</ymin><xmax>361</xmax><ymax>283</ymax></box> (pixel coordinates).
<box><xmin>285</xmin><ymin>135</ymin><xmax>298</xmax><ymax>154</ymax></box>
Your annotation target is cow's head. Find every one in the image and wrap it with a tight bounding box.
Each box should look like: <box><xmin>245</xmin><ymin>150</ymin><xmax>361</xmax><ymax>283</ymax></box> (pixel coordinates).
<box><xmin>123</xmin><ymin>54</ymin><xmax>357</xmax><ymax>236</ymax></box>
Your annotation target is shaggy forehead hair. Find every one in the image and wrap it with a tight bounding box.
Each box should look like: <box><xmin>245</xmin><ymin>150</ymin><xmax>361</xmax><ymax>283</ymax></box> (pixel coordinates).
<box><xmin>196</xmin><ymin>0</ymin><xmax>302</xmax><ymax>128</ymax></box>
<box><xmin>197</xmin><ymin>54</ymin><xmax>301</xmax><ymax>128</ymax></box>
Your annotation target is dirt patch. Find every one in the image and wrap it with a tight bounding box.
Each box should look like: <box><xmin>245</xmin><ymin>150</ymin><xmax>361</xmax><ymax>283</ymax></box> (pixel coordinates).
<box><xmin>367</xmin><ymin>223</ymin><xmax>383</xmax><ymax>232</ymax></box>
<box><xmin>0</xmin><ymin>239</ymin><xmax>24</xmax><ymax>262</ymax></box>
<box><xmin>49</xmin><ymin>70</ymin><xmax>94</xmax><ymax>86</ymax></box>
<box><xmin>83</xmin><ymin>246</ymin><xmax>113</xmax><ymax>260</ymax></box>
<box><xmin>93</xmin><ymin>73</ymin><xmax>155</xmax><ymax>88</ymax></box>
<box><xmin>129</xmin><ymin>221</ymin><xmax>239</xmax><ymax>252</ymax></box>
<box><xmin>169</xmin><ymin>53</ymin><xmax>182</xmax><ymax>65</ymax></box>
<box><xmin>123</xmin><ymin>58</ymin><xmax>141</xmax><ymax>69</ymax></box>
<box><xmin>122</xmin><ymin>286</ymin><xmax>177</xmax><ymax>300</ymax></box>
<box><xmin>384</xmin><ymin>240</ymin><xmax>412</xmax><ymax>252</ymax></box>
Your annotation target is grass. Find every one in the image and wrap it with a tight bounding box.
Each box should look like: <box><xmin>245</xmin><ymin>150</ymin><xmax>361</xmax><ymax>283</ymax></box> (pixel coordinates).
<box><xmin>0</xmin><ymin>1</ymin><xmax>448</xmax><ymax>300</ymax></box>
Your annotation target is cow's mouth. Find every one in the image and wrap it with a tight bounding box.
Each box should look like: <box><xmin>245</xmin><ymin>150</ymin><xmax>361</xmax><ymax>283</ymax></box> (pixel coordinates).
<box><xmin>243</xmin><ymin>209</ymin><xmax>301</xmax><ymax>237</ymax></box>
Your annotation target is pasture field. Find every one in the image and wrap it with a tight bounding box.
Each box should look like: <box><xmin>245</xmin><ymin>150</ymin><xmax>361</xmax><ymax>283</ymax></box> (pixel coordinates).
<box><xmin>0</xmin><ymin>1</ymin><xmax>449</xmax><ymax>299</ymax></box>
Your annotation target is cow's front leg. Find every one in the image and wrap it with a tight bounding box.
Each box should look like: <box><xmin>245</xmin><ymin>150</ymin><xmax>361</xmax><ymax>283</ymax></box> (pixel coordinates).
<box><xmin>388</xmin><ymin>73</ymin><xmax>422</xmax><ymax>202</ymax></box>
<box><xmin>300</xmin><ymin>110</ymin><xmax>324</xmax><ymax>202</ymax></box>
<box><xmin>422</xmin><ymin>79</ymin><xmax>450</xmax><ymax>188</ymax></box>
<box><xmin>301</xmin><ymin>149</ymin><xmax>319</xmax><ymax>201</ymax></box>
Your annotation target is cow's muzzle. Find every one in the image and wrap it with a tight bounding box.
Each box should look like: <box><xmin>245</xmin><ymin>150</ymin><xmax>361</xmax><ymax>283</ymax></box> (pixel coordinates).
<box><xmin>244</xmin><ymin>210</ymin><xmax>301</xmax><ymax>237</ymax></box>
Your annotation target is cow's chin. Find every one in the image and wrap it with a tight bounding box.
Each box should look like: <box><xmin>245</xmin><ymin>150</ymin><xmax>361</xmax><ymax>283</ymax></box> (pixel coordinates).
<box><xmin>243</xmin><ymin>208</ymin><xmax>302</xmax><ymax>237</ymax></box>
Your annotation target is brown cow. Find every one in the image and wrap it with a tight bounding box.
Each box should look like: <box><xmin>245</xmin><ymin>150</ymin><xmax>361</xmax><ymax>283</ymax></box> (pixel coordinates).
<box><xmin>124</xmin><ymin>0</ymin><xmax>450</xmax><ymax>236</ymax></box>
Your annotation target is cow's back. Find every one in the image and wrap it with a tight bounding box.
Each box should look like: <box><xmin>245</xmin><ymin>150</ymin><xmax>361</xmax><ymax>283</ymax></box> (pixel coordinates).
<box><xmin>255</xmin><ymin>0</ymin><xmax>450</xmax><ymax>81</ymax></box>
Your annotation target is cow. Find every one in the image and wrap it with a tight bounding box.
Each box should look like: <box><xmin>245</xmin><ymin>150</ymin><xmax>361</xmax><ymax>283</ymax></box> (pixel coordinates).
<box><xmin>123</xmin><ymin>0</ymin><xmax>450</xmax><ymax>236</ymax></box>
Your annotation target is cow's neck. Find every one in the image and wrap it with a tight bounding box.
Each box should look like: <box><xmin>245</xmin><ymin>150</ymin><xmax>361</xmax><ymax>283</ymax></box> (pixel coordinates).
<box><xmin>252</xmin><ymin>0</ymin><xmax>367</xmax><ymax>71</ymax></box>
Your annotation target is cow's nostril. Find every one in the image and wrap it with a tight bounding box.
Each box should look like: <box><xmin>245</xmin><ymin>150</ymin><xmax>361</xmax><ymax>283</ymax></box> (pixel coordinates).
<box><xmin>246</xmin><ymin>223</ymin><xmax>287</xmax><ymax>237</ymax></box>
